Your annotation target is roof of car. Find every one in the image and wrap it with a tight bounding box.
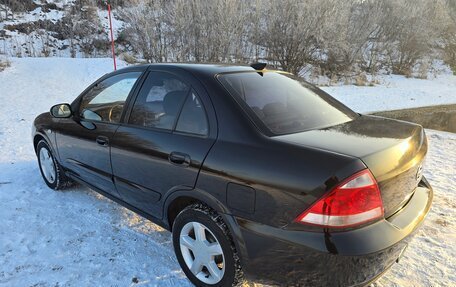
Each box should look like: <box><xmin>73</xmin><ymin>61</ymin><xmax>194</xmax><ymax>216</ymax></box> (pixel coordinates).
<box><xmin>117</xmin><ymin>62</ymin><xmax>273</xmax><ymax>77</ymax></box>
<box><xmin>157</xmin><ymin>63</ymin><xmax>255</xmax><ymax>74</ymax></box>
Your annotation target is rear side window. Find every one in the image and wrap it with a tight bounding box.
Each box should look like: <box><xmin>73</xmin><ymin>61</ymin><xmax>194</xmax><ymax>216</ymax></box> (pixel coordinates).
<box><xmin>129</xmin><ymin>72</ymin><xmax>190</xmax><ymax>130</ymax></box>
<box><xmin>218</xmin><ymin>72</ymin><xmax>356</xmax><ymax>135</ymax></box>
<box><xmin>175</xmin><ymin>91</ymin><xmax>208</xmax><ymax>136</ymax></box>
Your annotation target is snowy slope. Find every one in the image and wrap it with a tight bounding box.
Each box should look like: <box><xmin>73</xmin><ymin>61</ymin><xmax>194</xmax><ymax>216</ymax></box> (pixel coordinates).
<box><xmin>0</xmin><ymin>6</ymin><xmax>65</xmax><ymax>30</ymax></box>
<box><xmin>0</xmin><ymin>58</ymin><xmax>455</xmax><ymax>286</ymax></box>
<box><xmin>321</xmin><ymin>72</ymin><xmax>456</xmax><ymax>113</ymax></box>
<box><xmin>0</xmin><ymin>2</ymin><xmax>122</xmax><ymax>58</ymax></box>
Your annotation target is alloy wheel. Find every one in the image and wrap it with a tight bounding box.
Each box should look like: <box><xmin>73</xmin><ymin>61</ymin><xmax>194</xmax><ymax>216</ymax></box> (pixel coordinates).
<box><xmin>179</xmin><ymin>221</ymin><xmax>225</xmax><ymax>284</ymax></box>
<box><xmin>39</xmin><ymin>147</ymin><xmax>56</xmax><ymax>184</ymax></box>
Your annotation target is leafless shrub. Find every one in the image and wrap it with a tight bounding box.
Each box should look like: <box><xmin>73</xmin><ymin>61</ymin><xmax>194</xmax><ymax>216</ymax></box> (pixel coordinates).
<box><xmin>120</xmin><ymin>0</ymin><xmax>248</xmax><ymax>63</ymax></box>
<box><xmin>120</xmin><ymin>52</ymin><xmax>137</xmax><ymax>64</ymax></box>
<box><xmin>381</xmin><ymin>1</ymin><xmax>438</xmax><ymax>75</ymax></box>
<box><xmin>0</xmin><ymin>57</ymin><xmax>10</xmax><ymax>71</ymax></box>
<box><xmin>355</xmin><ymin>73</ymin><xmax>368</xmax><ymax>86</ymax></box>
<box><xmin>440</xmin><ymin>0</ymin><xmax>456</xmax><ymax>74</ymax></box>
<box><xmin>417</xmin><ymin>61</ymin><xmax>430</xmax><ymax>79</ymax></box>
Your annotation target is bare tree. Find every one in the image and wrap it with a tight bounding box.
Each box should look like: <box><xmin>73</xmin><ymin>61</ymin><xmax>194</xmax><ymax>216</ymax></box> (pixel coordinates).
<box><xmin>440</xmin><ymin>0</ymin><xmax>456</xmax><ymax>73</ymax></box>
<box><xmin>120</xmin><ymin>0</ymin><xmax>168</xmax><ymax>62</ymax></box>
<box><xmin>373</xmin><ymin>0</ymin><xmax>437</xmax><ymax>75</ymax></box>
<box><xmin>256</xmin><ymin>0</ymin><xmax>320</xmax><ymax>74</ymax></box>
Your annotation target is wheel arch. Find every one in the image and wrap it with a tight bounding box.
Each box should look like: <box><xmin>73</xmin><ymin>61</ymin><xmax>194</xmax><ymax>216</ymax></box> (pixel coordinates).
<box><xmin>33</xmin><ymin>132</ymin><xmax>56</xmax><ymax>154</ymax></box>
<box><xmin>33</xmin><ymin>133</ymin><xmax>46</xmax><ymax>153</ymax></box>
<box><xmin>33</xmin><ymin>131</ymin><xmax>62</xmax><ymax>166</ymax></box>
<box><xmin>164</xmin><ymin>188</ymin><xmax>231</xmax><ymax>230</ymax></box>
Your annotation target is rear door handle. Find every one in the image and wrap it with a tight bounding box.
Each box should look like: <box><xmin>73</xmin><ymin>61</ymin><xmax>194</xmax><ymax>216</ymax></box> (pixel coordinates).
<box><xmin>96</xmin><ymin>136</ymin><xmax>109</xmax><ymax>147</ymax></box>
<box><xmin>169</xmin><ymin>152</ymin><xmax>190</xmax><ymax>167</ymax></box>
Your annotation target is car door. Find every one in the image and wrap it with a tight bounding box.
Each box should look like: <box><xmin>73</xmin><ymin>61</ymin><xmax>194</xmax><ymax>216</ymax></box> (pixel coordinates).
<box><xmin>110</xmin><ymin>69</ymin><xmax>217</xmax><ymax>218</ymax></box>
<box><xmin>55</xmin><ymin>70</ymin><xmax>144</xmax><ymax>196</ymax></box>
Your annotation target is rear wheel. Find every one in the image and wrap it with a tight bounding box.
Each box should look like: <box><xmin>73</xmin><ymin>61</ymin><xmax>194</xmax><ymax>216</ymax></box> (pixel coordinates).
<box><xmin>172</xmin><ymin>204</ymin><xmax>243</xmax><ymax>286</ymax></box>
<box><xmin>36</xmin><ymin>140</ymin><xmax>72</xmax><ymax>190</ymax></box>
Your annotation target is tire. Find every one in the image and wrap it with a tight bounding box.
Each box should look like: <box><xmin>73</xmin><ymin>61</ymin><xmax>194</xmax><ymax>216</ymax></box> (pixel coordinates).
<box><xmin>172</xmin><ymin>203</ymin><xmax>243</xmax><ymax>287</ymax></box>
<box><xmin>36</xmin><ymin>140</ymin><xmax>72</xmax><ymax>190</ymax></box>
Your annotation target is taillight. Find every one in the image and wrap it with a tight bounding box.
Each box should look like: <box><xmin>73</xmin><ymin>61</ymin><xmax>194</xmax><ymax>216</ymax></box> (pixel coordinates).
<box><xmin>295</xmin><ymin>169</ymin><xmax>384</xmax><ymax>228</ymax></box>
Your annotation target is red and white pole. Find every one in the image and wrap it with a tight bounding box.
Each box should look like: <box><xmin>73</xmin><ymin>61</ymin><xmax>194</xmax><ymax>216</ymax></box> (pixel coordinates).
<box><xmin>108</xmin><ymin>4</ymin><xmax>117</xmax><ymax>71</ymax></box>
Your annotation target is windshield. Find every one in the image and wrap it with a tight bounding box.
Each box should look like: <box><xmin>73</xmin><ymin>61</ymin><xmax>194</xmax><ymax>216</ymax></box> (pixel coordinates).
<box><xmin>218</xmin><ymin>71</ymin><xmax>357</xmax><ymax>135</ymax></box>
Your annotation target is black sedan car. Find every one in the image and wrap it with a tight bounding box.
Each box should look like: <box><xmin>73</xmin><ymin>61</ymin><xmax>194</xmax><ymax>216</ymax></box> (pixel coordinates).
<box><xmin>32</xmin><ymin>63</ymin><xmax>432</xmax><ymax>286</ymax></box>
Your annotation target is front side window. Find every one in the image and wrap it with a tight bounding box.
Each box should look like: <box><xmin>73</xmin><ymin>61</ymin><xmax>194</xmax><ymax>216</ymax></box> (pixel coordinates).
<box><xmin>218</xmin><ymin>72</ymin><xmax>356</xmax><ymax>135</ymax></box>
<box><xmin>79</xmin><ymin>72</ymin><xmax>142</xmax><ymax>123</ymax></box>
<box><xmin>129</xmin><ymin>72</ymin><xmax>190</xmax><ymax>130</ymax></box>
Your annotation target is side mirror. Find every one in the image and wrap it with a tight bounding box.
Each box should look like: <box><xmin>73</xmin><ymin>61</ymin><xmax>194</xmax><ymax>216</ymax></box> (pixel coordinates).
<box><xmin>50</xmin><ymin>103</ymin><xmax>72</xmax><ymax>118</ymax></box>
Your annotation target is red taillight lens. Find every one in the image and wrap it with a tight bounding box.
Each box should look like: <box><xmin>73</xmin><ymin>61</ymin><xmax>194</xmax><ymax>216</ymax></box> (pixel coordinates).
<box><xmin>295</xmin><ymin>169</ymin><xmax>384</xmax><ymax>228</ymax></box>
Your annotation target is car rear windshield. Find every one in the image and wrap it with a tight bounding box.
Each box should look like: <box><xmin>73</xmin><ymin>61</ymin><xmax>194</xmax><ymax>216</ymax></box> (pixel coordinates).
<box><xmin>218</xmin><ymin>71</ymin><xmax>357</xmax><ymax>135</ymax></box>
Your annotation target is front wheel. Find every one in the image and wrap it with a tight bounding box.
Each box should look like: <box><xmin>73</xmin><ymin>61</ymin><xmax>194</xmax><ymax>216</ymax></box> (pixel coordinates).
<box><xmin>172</xmin><ymin>204</ymin><xmax>243</xmax><ymax>287</ymax></box>
<box><xmin>36</xmin><ymin>140</ymin><xmax>72</xmax><ymax>190</ymax></box>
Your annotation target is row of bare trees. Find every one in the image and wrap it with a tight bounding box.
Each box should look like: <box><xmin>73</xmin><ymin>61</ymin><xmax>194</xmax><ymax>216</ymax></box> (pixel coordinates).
<box><xmin>1</xmin><ymin>0</ymin><xmax>456</xmax><ymax>77</ymax></box>
<box><xmin>119</xmin><ymin>0</ymin><xmax>456</xmax><ymax>77</ymax></box>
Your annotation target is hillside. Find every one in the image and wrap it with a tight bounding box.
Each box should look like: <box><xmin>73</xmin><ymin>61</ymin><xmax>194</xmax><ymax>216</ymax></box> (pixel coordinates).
<box><xmin>0</xmin><ymin>0</ymin><xmax>123</xmax><ymax>58</ymax></box>
<box><xmin>1</xmin><ymin>0</ymin><xmax>456</xmax><ymax>82</ymax></box>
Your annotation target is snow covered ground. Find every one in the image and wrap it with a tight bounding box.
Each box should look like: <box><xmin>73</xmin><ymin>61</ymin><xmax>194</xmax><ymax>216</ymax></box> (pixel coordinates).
<box><xmin>0</xmin><ymin>58</ymin><xmax>455</xmax><ymax>286</ymax></box>
<box><xmin>321</xmin><ymin>66</ymin><xmax>456</xmax><ymax>113</ymax></box>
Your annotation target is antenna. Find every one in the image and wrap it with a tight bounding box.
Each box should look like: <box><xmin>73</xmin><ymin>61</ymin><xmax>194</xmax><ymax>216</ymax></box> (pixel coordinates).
<box><xmin>250</xmin><ymin>62</ymin><xmax>267</xmax><ymax>70</ymax></box>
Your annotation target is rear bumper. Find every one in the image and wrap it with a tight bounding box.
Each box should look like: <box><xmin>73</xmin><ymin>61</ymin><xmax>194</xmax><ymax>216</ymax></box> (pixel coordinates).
<box><xmin>227</xmin><ymin>178</ymin><xmax>433</xmax><ymax>286</ymax></box>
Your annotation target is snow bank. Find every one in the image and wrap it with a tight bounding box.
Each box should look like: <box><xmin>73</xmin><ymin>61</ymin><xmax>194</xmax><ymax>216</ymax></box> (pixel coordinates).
<box><xmin>321</xmin><ymin>73</ymin><xmax>456</xmax><ymax>113</ymax></box>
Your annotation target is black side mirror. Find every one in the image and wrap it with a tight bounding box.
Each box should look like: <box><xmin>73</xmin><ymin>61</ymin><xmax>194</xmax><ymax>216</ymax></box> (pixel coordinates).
<box><xmin>50</xmin><ymin>103</ymin><xmax>72</xmax><ymax>118</ymax></box>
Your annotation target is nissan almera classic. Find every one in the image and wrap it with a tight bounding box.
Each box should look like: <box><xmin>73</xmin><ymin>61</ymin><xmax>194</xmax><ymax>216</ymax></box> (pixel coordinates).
<box><xmin>32</xmin><ymin>63</ymin><xmax>432</xmax><ymax>286</ymax></box>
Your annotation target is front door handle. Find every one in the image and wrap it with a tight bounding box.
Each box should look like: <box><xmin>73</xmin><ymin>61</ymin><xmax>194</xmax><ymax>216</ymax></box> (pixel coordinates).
<box><xmin>96</xmin><ymin>136</ymin><xmax>109</xmax><ymax>147</ymax></box>
<box><xmin>169</xmin><ymin>152</ymin><xmax>190</xmax><ymax>167</ymax></box>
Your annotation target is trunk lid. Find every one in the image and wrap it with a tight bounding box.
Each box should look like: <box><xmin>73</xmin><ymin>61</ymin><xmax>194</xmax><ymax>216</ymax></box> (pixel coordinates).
<box><xmin>274</xmin><ymin>115</ymin><xmax>427</xmax><ymax>217</ymax></box>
